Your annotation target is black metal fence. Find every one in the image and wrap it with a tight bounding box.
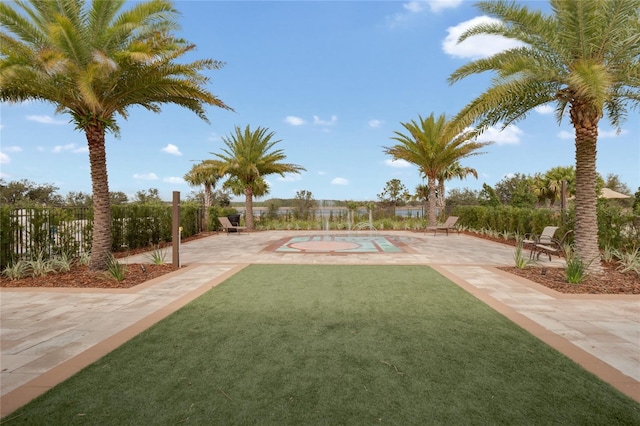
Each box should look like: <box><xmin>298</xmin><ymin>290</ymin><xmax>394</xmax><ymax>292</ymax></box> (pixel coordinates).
<box><xmin>0</xmin><ymin>205</ymin><xmax>208</xmax><ymax>269</ymax></box>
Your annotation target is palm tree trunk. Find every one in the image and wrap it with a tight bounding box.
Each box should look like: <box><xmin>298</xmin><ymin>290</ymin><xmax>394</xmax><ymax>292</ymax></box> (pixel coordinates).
<box><xmin>244</xmin><ymin>187</ymin><xmax>254</xmax><ymax>231</ymax></box>
<box><xmin>427</xmin><ymin>176</ymin><xmax>437</xmax><ymax>226</ymax></box>
<box><xmin>571</xmin><ymin>107</ymin><xmax>602</xmax><ymax>273</ymax></box>
<box><xmin>85</xmin><ymin>123</ymin><xmax>112</xmax><ymax>271</ymax></box>
<box><xmin>438</xmin><ymin>180</ymin><xmax>446</xmax><ymax>217</ymax></box>
<box><xmin>203</xmin><ymin>184</ymin><xmax>212</xmax><ymax>231</ymax></box>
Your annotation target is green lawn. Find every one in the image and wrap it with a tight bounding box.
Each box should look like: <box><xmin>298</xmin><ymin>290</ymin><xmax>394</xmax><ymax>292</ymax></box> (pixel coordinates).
<box><xmin>5</xmin><ymin>265</ymin><xmax>639</xmax><ymax>425</ymax></box>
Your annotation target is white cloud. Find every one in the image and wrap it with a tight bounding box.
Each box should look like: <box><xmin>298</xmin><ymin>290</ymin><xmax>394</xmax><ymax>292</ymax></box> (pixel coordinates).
<box><xmin>284</xmin><ymin>116</ymin><xmax>306</xmax><ymax>126</ymax></box>
<box><xmin>388</xmin><ymin>1</ymin><xmax>463</xmax><ymax>28</ymax></box>
<box><xmin>385</xmin><ymin>159</ymin><xmax>412</xmax><ymax>168</ymax></box>
<box><xmin>0</xmin><ymin>151</ymin><xmax>9</xmax><ymax>164</ymax></box>
<box><xmin>557</xmin><ymin>128</ymin><xmax>626</xmax><ymax>140</ymax></box>
<box><xmin>52</xmin><ymin>143</ymin><xmax>87</xmax><ymax>153</ymax></box>
<box><xmin>163</xmin><ymin>177</ymin><xmax>185</xmax><ymax>184</ymax></box>
<box><xmin>133</xmin><ymin>173</ymin><xmax>159</xmax><ymax>180</ymax></box>
<box><xmin>3</xmin><ymin>146</ymin><xmax>21</xmax><ymax>153</ymax></box>
<box><xmin>368</xmin><ymin>119</ymin><xmax>384</xmax><ymax>128</ymax></box>
<box><xmin>425</xmin><ymin>0</ymin><xmax>464</xmax><ymax>13</ymax></box>
<box><xmin>402</xmin><ymin>1</ymin><xmax>427</xmax><ymax>13</ymax></box>
<box><xmin>443</xmin><ymin>16</ymin><xmax>525</xmax><ymax>60</ymax></box>
<box><xmin>313</xmin><ymin>115</ymin><xmax>338</xmax><ymax>126</ymax></box>
<box><xmin>26</xmin><ymin>115</ymin><xmax>66</xmax><ymax>125</ymax></box>
<box><xmin>331</xmin><ymin>177</ymin><xmax>349</xmax><ymax>185</ymax></box>
<box><xmin>558</xmin><ymin>130</ymin><xmax>574</xmax><ymax>140</ymax></box>
<box><xmin>534</xmin><ymin>105</ymin><xmax>554</xmax><ymax>115</ymax></box>
<box><xmin>475</xmin><ymin>125</ymin><xmax>523</xmax><ymax>145</ymax></box>
<box><xmin>600</xmin><ymin>128</ymin><xmax>628</xmax><ymax>138</ymax></box>
<box><xmin>317</xmin><ymin>171</ymin><xmax>326</xmax><ymax>175</ymax></box>
<box><xmin>161</xmin><ymin>144</ymin><xmax>182</xmax><ymax>156</ymax></box>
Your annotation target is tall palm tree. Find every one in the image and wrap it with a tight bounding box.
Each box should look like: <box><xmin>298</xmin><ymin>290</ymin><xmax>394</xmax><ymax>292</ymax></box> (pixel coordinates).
<box><xmin>436</xmin><ymin>161</ymin><xmax>478</xmax><ymax>214</ymax></box>
<box><xmin>184</xmin><ymin>161</ymin><xmax>223</xmax><ymax>229</ymax></box>
<box><xmin>448</xmin><ymin>0</ymin><xmax>640</xmax><ymax>270</ymax></box>
<box><xmin>214</xmin><ymin>125</ymin><xmax>305</xmax><ymax>231</ymax></box>
<box><xmin>384</xmin><ymin>113</ymin><xmax>489</xmax><ymax>226</ymax></box>
<box><xmin>0</xmin><ymin>0</ymin><xmax>232</xmax><ymax>270</ymax></box>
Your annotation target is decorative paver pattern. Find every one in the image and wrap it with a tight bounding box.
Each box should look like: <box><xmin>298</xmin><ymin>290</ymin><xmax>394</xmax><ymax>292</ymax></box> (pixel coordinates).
<box><xmin>1</xmin><ymin>230</ymin><xmax>638</xmax><ymax>417</ymax></box>
<box><xmin>273</xmin><ymin>235</ymin><xmax>403</xmax><ymax>253</ymax></box>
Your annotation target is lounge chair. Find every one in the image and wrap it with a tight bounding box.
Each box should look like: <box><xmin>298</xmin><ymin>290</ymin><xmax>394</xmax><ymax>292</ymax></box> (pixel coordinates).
<box><xmin>425</xmin><ymin>216</ymin><xmax>459</xmax><ymax>236</ymax></box>
<box><xmin>534</xmin><ymin>230</ymin><xmax>573</xmax><ymax>261</ymax></box>
<box><xmin>522</xmin><ymin>226</ymin><xmax>558</xmax><ymax>259</ymax></box>
<box><xmin>218</xmin><ymin>216</ymin><xmax>247</xmax><ymax>234</ymax></box>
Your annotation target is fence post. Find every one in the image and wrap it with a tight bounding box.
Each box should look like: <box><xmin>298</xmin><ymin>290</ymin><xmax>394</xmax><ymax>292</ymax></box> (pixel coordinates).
<box><xmin>172</xmin><ymin>191</ymin><xmax>180</xmax><ymax>268</ymax></box>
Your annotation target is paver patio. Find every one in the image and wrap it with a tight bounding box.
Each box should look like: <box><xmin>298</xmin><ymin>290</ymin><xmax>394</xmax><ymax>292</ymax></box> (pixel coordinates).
<box><xmin>1</xmin><ymin>230</ymin><xmax>638</xmax><ymax>417</ymax></box>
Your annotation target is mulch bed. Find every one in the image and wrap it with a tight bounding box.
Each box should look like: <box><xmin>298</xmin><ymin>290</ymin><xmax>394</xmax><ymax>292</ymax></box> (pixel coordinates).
<box><xmin>2</xmin><ymin>231</ymin><xmax>638</xmax><ymax>294</ymax></box>
<box><xmin>460</xmin><ymin>232</ymin><xmax>640</xmax><ymax>294</ymax></box>
<box><xmin>0</xmin><ymin>264</ymin><xmax>179</xmax><ymax>289</ymax></box>
<box><xmin>499</xmin><ymin>264</ymin><xmax>639</xmax><ymax>294</ymax></box>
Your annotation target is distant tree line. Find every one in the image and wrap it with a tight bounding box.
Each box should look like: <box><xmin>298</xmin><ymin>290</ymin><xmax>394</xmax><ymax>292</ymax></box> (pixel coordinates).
<box><xmin>0</xmin><ymin>179</ymin><xmax>232</xmax><ymax>208</ymax></box>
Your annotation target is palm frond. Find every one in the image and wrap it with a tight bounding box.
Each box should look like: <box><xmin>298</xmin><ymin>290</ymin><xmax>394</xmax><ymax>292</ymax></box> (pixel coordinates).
<box><xmin>0</xmin><ymin>0</ymin><xmax>232</xmax><ymax>131</ymax></box>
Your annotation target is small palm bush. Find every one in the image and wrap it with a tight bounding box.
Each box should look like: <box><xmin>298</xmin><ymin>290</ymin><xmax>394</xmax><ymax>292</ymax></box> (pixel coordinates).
<box><xmin>105</xmin><ymin>255</ymin><xmax>126</xmax><ymax>281</ymax></box>
<box><xmin>27</xmin><ymin>252</ymin><xmax>56</xmax><ymax>277</ymax></box>
<box><xmin>513</xmin><ymin>240</ymin><xmax>530</xmax><ymax>269</ymax></box>
<box><xmin>49</xmin><ymin>252</ymin><xmax>73</xmax><ymax>273</ymax></box>
<box><xmin>2</xmin><ymin>260</ymin><xmax>30</xmax><ymax>280</ymax></box>
<box><xmin>601</xmin><ymin>245</ymin><xmax>616</xmax><ymax>263</ymax></box>
<box><xmin>563</xmin><ymin>244</ymin><xmax>590</xmax><ymax>284</ymax></box>
<box><xmin>147</xmin><ymin>246</ymin><xmax>167</xmax><ymax>265</ymax></box>
<box><xmin>614</xmin><ymin>247</ymin><xmax>640</xmax><ymax>277</ymax></box>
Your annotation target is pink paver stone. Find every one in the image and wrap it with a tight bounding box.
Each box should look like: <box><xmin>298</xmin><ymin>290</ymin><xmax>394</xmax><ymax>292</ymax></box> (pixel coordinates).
<box><xmin>289</xmin><ymin>241</ymin><xmax>360</xmax><ymax>251</ymax></box>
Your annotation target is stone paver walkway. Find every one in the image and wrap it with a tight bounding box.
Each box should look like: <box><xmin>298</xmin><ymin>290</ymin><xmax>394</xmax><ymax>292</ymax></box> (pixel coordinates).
<box><xmin>1</xmin><ymin>230</ymin><xmax>638</xmax><ymax>417</ymax></box>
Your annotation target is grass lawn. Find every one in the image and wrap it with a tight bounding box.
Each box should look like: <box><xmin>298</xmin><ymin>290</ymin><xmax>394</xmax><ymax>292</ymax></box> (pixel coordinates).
<box><xmin>5</xmin><ymin>265</ymin><xmax>639</xmax><ymax>425</ymax></box>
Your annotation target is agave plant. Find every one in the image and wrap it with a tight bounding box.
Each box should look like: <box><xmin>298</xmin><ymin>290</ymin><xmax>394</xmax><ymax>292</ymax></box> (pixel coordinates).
<box><xmin>2</xmin><ymin>260</ymin><xmax>30</xmax><ymax>280</ymax></box>
<box><xmin>614</xmin><ymin>248</ymin><xmax>640</xmax><ymax>277</ymax></box>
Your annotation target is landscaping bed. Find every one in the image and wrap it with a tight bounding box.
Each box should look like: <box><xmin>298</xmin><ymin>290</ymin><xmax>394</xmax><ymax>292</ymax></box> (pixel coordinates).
<box><xmin>461</xmin><ymin>232</ymin><xmax>640</xmax><ymax>294</ymax></box>
<box><xmin>1</xmin><ymin>231</ymin><xmax>638</xmax><ymax>293</ymax></box>
<box><xmin>500</xmin><ymin>263</ymin><xmax>639</xmax><ymax>294</ymax></box>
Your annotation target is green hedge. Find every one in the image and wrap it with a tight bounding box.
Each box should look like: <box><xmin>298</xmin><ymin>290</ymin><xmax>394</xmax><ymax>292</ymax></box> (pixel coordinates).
<box><xmin>1</xmin><ymin>205</ymin><xmax>208</xmax><ymax>268</ymax></box>
<box><xmin>453</xmin><ymin>205</ymin><xmax>562</xmax><ymax>235</ymax></box>
<box><xmin>453</xmin><ymin>204</ymin><xmax>639</xmax><ymax>251</ymax></box>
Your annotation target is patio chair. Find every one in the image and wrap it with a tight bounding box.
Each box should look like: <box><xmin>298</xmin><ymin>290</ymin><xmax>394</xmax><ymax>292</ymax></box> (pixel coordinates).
<box><xmin>218</xmin><ymin>216</ymin><xmax>247</xmax><ymax>234</ymax></box>
<box><xmin>522</xmin><ymin>226</ymin><xmax>558</xmax><ymax>259</ymax></box>
<box><xmin>534</xmin><ymin>230</ymin><xmax>573</xmax><ymax>261</ymax></box>
<box><xmin>425</xmin><ymin>216</ymin><xmax>459</xmax><ymax>236</ymax></box>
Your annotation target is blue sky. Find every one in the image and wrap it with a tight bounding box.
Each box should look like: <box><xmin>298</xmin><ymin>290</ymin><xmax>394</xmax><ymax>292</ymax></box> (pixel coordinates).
<box><xmin>1</xmin><ymin>0</ymin><xmax>638</xmax><ymax>202</ymax></box>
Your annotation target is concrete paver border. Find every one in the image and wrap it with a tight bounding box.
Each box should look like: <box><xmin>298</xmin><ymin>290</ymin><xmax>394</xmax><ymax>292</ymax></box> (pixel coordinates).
<box><xmin>1</xmin><ymin>230</ymin><xmax>638</xmax><ymax>418</ymax></box>
<box><xmin>0</xmin><ymin>264</ymin><xmax>247</xmax><ymax>417</ymax></box>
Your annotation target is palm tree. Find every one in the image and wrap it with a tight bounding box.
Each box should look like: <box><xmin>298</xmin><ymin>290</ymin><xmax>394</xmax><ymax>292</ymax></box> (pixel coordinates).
<box><xmin>436</xmin><ymin>161</ymin><xmax>478</xmax><ymax>215</ymax></box>
<box><xmin>531</xmin><ymin>173</ymin><xmax>550</xmax><ymax>206</ymax></box>
<box><xmin>184</xmin><ymin>161</ymin><xmax>223</xmax><ymax>230</ymax></box>
<box><xmin>214</xmin><ymin>125</ymin><xmax>305</xmax><ymax>231</ymax></box>
<box><xmin>414</xmin><ymin>183</ymin><xmax>429</xmax><ymax>219</ymax></box>
<box><xmin>448</xmin><ymin>0</ymin><xmax>640</xmax><ymax>270</ymax></box>
<box><xmin>543</xmin><ymin>166</ymin><xmax>575</xmax><ymax>206</ymax></box>
<box><xmin>0</xmin><ymin>0</ymin><xmax>232</xmax><ymax>270</ymax></box>
<box><xmin>384</xmin><ymin>113</ymin><xmax>489</xmax><ymax>226</ymax></box>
